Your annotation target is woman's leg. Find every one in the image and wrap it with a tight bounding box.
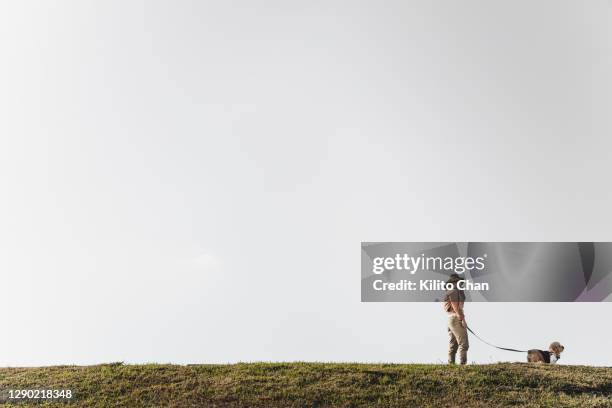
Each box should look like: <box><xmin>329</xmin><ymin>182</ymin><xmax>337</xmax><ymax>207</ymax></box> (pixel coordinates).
<box><xmin>448</xmin><ymin>316</ymin><xmax>469</xmax><ymax>364</ymax></box>
<box><xmin>448</xmin><ymin>320</ymin><xmax>459</xmax><ymax>364</ymax></box>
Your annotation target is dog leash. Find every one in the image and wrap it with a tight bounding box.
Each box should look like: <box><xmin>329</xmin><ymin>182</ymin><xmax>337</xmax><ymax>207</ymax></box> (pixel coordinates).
<box><xmin>466</xmin><ymin>325</ymin><xmax>527</xmax><ymax>353</ymax></box>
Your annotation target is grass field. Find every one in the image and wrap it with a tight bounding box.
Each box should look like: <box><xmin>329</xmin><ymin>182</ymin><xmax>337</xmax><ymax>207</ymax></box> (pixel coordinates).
<box><xmin>0</xmin><ymin>362</ymin><xmax>610</xmax><ymax>407</ymax></box>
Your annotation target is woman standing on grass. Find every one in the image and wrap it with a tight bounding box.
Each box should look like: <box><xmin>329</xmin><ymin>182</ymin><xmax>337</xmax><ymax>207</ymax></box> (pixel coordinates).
<box><xmin>444</xmin><ymin>273</ymin><xmax>469</xmax><ymax>365</ymax></box>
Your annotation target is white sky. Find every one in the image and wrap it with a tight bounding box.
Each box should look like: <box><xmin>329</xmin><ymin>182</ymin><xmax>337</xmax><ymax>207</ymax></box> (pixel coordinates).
<box><xmin>1</xmin><ymin>1</ymin><xmax>611</xmax><ymax>367</ymax></box>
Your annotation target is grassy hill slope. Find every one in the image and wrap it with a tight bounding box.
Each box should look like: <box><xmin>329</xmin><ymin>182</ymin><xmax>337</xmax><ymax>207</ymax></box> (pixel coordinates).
<box><xmin>0</xmin><ymin>363</ymin><xmax>610</xmax><ymax>407</ymax></box>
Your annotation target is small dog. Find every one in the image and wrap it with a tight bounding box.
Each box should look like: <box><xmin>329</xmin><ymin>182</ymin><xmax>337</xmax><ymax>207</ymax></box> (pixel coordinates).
<box><xmin>527</xmin><ymin>342</ymin><xmax>565</xmax><ymax>364</ymax></box>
